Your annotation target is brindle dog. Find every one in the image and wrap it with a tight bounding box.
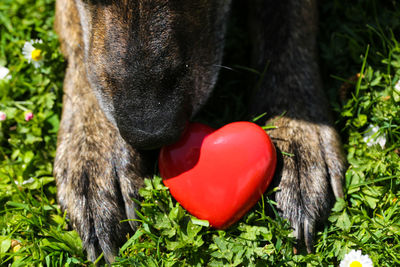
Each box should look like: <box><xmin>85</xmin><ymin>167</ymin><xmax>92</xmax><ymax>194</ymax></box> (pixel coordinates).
<box><xmin>54</xmin><ymin>0</ymin><xmax>345</xmax><ymax>263</ymax></box>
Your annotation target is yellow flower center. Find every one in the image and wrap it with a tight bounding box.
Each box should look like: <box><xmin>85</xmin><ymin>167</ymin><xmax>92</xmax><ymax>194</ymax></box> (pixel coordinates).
<box><xmin>350</xmin><ymin>261</ymin><xmax>362</xmax><ymax>267</ymax></box>
<box><xmin>31</xmin><ymin>49</ymin><xmax>42</xmax><ymax>61</ymax></box>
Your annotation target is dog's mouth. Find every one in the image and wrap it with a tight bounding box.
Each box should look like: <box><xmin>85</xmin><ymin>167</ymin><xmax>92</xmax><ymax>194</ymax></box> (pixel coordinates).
<box><xmin>122</xmin><ymin>121</ymin><xmax>188</xmax><ymax>150</ymax></box>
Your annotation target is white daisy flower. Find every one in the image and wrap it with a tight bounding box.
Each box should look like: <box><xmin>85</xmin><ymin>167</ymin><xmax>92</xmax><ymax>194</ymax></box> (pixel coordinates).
<box><xmin>0</xmin><ymin>66</ymin><xmax>10</xmax><ymax>80</ymax></box>
<box><xmin>362</xmin><ymin>124</ymin><xmax>386</xmax><ymax>149</ymax></box>
<box><xmin>22</xmin><ymin>39</ymin><xmax>43</xmax><ymax>68</ymax></box>
<box><xmin>340</xmin><ymin>250</ymin><xmax>373</xmax><ymax>267</ymax></box>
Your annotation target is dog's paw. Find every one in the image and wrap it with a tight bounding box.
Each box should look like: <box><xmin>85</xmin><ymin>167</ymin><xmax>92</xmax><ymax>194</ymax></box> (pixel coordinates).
<box><xmin>267</xmin><ymin>117</ymin><xmax>345</xmax><ymax>253</ymax></box>
<box><xmin>54</xmin><ymin>113</ymin><xmax>150</xmax><ymax>263</ymax></box>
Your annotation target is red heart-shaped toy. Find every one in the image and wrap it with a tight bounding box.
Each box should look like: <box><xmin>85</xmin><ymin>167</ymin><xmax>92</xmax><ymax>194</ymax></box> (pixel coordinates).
<box><xmin>158</xmin><ymin>122</ymin><xmax>276</xmax><ymax>229</ymax></box>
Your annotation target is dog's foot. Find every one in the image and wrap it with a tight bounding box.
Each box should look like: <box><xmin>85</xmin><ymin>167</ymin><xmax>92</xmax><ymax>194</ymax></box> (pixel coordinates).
<box><xmin>267</xmin><ymin>117</ymin><xmax>345</xmax><ymax>253</ymax></box>
<box><xmin>54</xmin><ymin>99</ymin><xmax>150</xmax><ymax>263</ymax></box>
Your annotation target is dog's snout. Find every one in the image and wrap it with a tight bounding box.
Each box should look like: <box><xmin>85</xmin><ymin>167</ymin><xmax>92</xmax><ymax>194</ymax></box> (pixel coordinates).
<box><xmin>115</xmin><ymin>105</ymin><xmax>190</xmax><ymax>150</ymax></box>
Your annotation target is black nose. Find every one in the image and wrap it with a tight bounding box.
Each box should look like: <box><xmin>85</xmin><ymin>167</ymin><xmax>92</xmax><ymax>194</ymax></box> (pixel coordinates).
<box><xmin>111</xmin><ymin>83</ymin><xmax>192</xmax><ymax>150</ymax></box>
<box><xmin>114</xmin><ymin>100</ymin><xmax>190</xmax><ymax>150</ymax></box>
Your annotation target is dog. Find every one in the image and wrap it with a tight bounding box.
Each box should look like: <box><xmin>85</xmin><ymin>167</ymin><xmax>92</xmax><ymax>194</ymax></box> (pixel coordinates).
<box><xmin>54</xmin><ymin>0</ymin><xmax>345</xmax><ymax>263</ymax></box>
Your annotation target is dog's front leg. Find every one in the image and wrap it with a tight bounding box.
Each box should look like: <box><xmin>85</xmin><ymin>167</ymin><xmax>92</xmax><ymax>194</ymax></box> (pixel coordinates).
<box><xmin>54</xmin><ymin>0</ymin><xmax>151</xmax><ymax>262</ymax></box>
<box><xmin>248</xmin><ymin>0</ymin><xmax>346</xmax><ymax>253</ymax></box>
<box><xmin>54</xmin><ymin>59</ymin><xmax>151</xmax><ymax>263</ymax></box>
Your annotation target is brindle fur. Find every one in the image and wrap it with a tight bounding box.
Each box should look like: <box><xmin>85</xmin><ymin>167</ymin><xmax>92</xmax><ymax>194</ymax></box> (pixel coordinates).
<box><xmin>54</xmin><ymin>0</ymin><xmax>345</xmax><ymax>263</ymax></box>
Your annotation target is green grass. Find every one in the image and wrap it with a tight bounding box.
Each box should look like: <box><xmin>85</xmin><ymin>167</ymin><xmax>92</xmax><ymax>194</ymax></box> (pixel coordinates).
<box><xmin>0</xmin><ymin>0</ymin><xmax>399</xmax><ymax>266</ymax></box>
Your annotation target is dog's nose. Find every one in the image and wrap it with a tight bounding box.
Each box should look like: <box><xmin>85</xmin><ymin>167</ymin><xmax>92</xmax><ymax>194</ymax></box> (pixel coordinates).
<box><xmin>110</xmin><ymin>82</ymin><xmax>192</xmax><ymax>150</ymax></box>
<box><xmin>115</xmin><ymin>103</ymin><xmax>190</xmax><ymax>150</ymax></box>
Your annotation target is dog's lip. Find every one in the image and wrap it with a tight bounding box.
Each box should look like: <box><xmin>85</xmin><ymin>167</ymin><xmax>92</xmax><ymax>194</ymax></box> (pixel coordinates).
<box><xmin>121</xmin><ymin>121</ymin><xmax>189</xmax><ymax>150</ymax></box>
<box><xmin>132</xmin><ymin>120</ymin><xmax>187</xmax><ymax>138</ymax></box>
